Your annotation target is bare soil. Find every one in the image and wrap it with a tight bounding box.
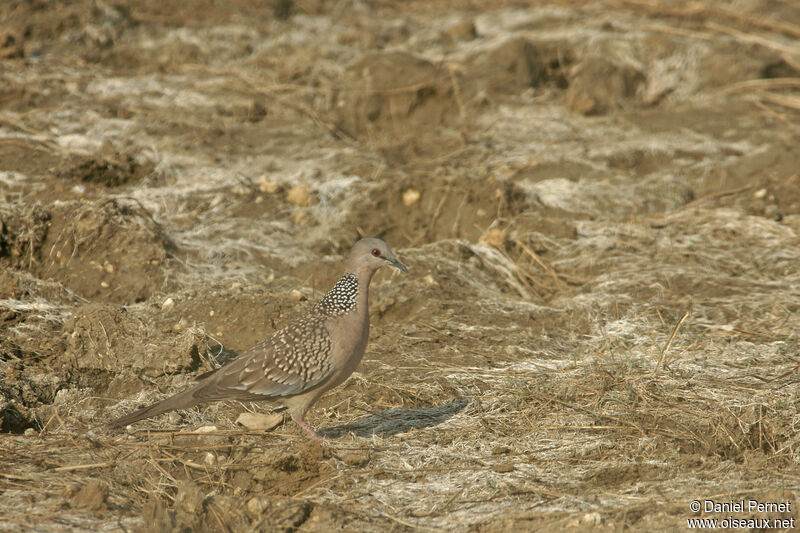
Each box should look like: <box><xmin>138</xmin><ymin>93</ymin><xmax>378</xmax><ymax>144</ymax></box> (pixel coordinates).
<box><xmin>2</xmin><ymin>0</ymin><xmax>800</xmax><ymax>531</ymax></box>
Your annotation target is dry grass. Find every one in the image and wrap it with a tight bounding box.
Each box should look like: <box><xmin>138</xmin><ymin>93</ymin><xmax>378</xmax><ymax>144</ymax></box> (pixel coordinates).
<box><xmin>1</xmin><ymin>0</ymin><xmax>800</xmax><ymax>530</ymax></box>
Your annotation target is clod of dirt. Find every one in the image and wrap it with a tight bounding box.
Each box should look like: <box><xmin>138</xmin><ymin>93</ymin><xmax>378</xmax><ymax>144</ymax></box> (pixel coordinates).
<box><xmin>565</xmin><ymin>56</ymin><xmax>646</xmax><ymax>115</ymax></box>
<box><xmin>65</xmin><ymin>303</ymin><xmax>209</xmax><ymax>382</ymax></box>
<box><xmin>55</xmin><ymin>152</ymin><xmax>154</xmax><ymax>188</ymax></box>
<box><xmin>0</xmin><ymin>269</ymin><xmax>20</xmax><ymax>300</ymax></box>
<box><xmin>139</xmin><ymin>498</ymin><xmax>180</xmax><ymax>533</ymax></box>
<box><xmin>249</xmin><ymin>442</ymin><xmax>331</xmax><ymax>497</ymax></box>
<box><xmin>479</xmin><ymin>227</ymin><xmax>508</xmax><ymax>250</ymax></box>
<box><xmin>339</xmin><ymin>449</ymin><xmax>370</xmax><ymax>467</ymax></box>
<box><xmin>464</xmin><ymin>37</ymin><xmax>570</xmax><ymax>95</ymax></box>
<box><xmin>0</xmin><ymin>31</ymin><xmax>23</xmax><ymax>58</ymax></box>
<box><xmin>335</xmin><ymin>51</ymin><xmax>455</xmax><ymax>143</ymax></box>
<box><xmin>175</xmin><ymin>480</ymin><xmax>206</xmax><ymax>515</ymax></box>
<box><xmin>0</xmin><ymin>0</ymin><xmax>135</xmax><ymax>63</ymax></box>
<box><xmin>0</xmin><ymin>398</ymin><xmax>35</xmax><ymax>434</ymax></box>
<box><xmin>257</xmin><ymin>176</ymin><xmax>280</xmax><ymax>194</ymax></box>
<box><xmin>0</xmin><ymin>203</ymin><xmax>50</xmax><ymax>269</ymax></box>
<box><xmin>492</xmin><ymin>445</ymin><xmax>511</xmax><ymax>455</ymax></box>
<box><xmin>138</xmin><ymin>482</ymin><xmax>221</xmax><ymax>532</ymax></box>
<box><xmin>286</xmin><ymin>183</ymin><xmax>312</xmax><ymax>207</ymax></box>
<box><xmin>443</xmin><ymin>18</ymin><xmax>477</xmax><ymax>42</ymax></box>
<box><xmin>40</xmin><ymin>199</ymin><xmax>169</xmax><ymax>304</ymax></box>
<box><xmin>585</xmin><ymin>462</ymin><xmax>666</xmax><ymax>488</ymax></box>
<box><xmin>491</xmin><ymin>463</ymin><xmax>515</xmax><ymax>473</ymax></box>
<box><xmin>1</xmin><ymin>357</ymin><xmax>64</xmax><ymax>432</ymax></box>
<box><xmin>68</xmin><ymin>480</ymin><xmax>108</xmax><ymax>511</ymax></box>
<box><xmin>247</xmin><ymin>496</ymin><xmax>313</xmax><ymax>529</ymax></box>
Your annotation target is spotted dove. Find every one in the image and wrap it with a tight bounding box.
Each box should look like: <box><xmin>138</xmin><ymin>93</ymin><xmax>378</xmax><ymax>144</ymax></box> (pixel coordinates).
<box><xmin>109</xmin><ymin>238</ymin><xmax>407</xmax><ymax>439</ymax></box>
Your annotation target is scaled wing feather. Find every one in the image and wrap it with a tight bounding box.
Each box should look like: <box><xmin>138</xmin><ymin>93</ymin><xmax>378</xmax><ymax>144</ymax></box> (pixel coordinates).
<box><xmin>213</xmin><ymin>316</ymin><xmax>335</xmax><ymax>398</ymax></box>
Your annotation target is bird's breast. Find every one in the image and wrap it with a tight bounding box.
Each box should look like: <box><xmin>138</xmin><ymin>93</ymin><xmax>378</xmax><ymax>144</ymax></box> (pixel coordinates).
<box><xmin>325</xmin><ymin>309</ymin><xmax>369</xmax><ymax>380</ymax></box>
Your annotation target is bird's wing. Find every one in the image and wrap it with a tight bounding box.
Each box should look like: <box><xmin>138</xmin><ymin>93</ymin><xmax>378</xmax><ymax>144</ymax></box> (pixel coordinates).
<box><xmin>209</xmin><ymin>314</ymin><xmax>335</xmax><ymax>398</ymax></box>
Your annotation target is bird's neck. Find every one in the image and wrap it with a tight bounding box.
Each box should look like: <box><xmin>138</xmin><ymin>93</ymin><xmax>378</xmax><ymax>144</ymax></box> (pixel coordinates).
<box><xmin>343</xmin><ymin>268</ymin><xmax>377</xmax><ymax>323</ymax></box>
<box><xmin>354</xmin><ymin>269</ymin><xmax>375</xmax><ymax>318</ymax></box>
<box><xmin>315</xmin><ymin>270</ymin><xmax>375</xmax><ymax>318</ymax></box>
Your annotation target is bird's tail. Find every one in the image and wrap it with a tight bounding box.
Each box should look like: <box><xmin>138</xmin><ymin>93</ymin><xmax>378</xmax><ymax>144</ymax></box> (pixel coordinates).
<box><xmin>108</xmin><ymin>387</ymin><xmax>203</xmax><ymax>428</ymax></box>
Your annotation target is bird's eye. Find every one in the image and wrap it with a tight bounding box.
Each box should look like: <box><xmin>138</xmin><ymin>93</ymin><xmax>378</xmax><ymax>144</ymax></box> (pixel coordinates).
<box><xmin>371</xmin><ymin>248</ymin><xmax>381</xmax><ymax>257</ymax></box>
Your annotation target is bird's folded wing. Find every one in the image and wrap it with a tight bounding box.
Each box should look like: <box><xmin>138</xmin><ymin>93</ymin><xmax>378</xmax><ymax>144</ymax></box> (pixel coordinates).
<box><xmin>211</xmin><ymin>318</ymin><xmax>335</xmax><ymax>398</ymax></box>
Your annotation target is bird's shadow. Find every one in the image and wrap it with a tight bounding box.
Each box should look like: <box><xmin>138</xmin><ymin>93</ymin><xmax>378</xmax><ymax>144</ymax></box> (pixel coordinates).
<box><xmin>321</xmin><ymin>397</ymin><xmax>470</xmax><ymax>438</ymax></box>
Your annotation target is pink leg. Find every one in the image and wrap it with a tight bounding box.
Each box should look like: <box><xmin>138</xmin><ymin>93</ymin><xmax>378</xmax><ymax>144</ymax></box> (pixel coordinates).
<box><xmin>291</xmin><ymin>415</ymin><xmax>324</xmax><ymax>440</ymax></box>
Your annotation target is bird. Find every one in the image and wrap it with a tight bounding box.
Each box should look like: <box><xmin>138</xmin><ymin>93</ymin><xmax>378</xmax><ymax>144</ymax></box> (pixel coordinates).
<box><xmin>108</xmin><ymin>238</ymin><xmax>408</xmax><ymax>439</ymax></box>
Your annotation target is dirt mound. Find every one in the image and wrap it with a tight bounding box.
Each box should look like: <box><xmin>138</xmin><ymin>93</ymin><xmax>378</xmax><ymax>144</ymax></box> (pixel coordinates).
<box><xmin>0</xmin><ymin>0</ymin><xmax>136</xmax><ymax>60</ymax></box>
<box><xmin>65</xmin><ymin>303</ymin><xmax>207</xmax><ymax>381</ymax></box>
<box><xmin>3</xmin><ymin>0</ymin><xmax>800</xmax><ymax>530</ymax></box>
<box><xmin>1</xmin><ymin>199</ymin><xmax>171</xmax><ymax>304</ymax></box>
<box><xmin>464</xmin><ymin>37</ymin><xmax>571</xmax><ymax>95</ymax></box>
<box><xmin>345</xmin><ymin>173</ymin><xmax>529</xmax><ymax>246</ymax></box>
<box><xmin>335</xmin><ymin>50</ymin><xmax>458</xmax><ymax>157</ymax></box>
<box><xmin>565</xmin><ymin>56</ymin><xmax>645</xmax><ymax>115</ymax></box>
<box><xmin>55</xmin><ymin>151</ymin><xmax>154</xmax><ymax>188</ymax></box>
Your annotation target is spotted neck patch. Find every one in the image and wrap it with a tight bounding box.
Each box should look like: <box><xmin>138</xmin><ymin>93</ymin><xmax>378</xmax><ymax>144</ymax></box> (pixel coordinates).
<box><xmin>316</xmin><ymin>273</ymin><xmax>358</xmax><ymax>316</ymax></box>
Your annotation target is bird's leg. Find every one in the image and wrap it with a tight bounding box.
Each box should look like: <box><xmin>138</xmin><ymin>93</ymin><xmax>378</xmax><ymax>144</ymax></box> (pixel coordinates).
<box><xmin>291</xmin><ymin>414</ymin><xmax>324</xmax><ymax>440</ymax></box>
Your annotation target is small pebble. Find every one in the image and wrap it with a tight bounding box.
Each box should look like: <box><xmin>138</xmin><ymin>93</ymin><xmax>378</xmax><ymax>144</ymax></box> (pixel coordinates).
<box><xmin>236</xmin><ymin>412</ymin><xmax>283</xmax><ymax>430</ymax></box>
<box><xmin>492</xmin><ymin>445</ymin><xmax>511</xmax><ymax>455</ymax></box>
<box><xmin>423</xmin><ymin>274</ymin><xmax>438</xmax><ymax>286</ymax></box>
<box><xmin>581</xmin><ymin>512</ymin><xmax>603</xmax><ymax>526</ymax></box>
<box><xmin>290</xmin><ymin>289</ymin><xmax>305</xmax><ymax>302</ymax></box>
<box><xmin>286</xmin><ymin>184</ymin><xmax>311</xmax><ymax>206</ymax></box>
<box><xmin>257</xmin><ymin>176</ymin><xmax>279</xmax><ymax>194</ymax></box>
<box><xmin>340</xmin><ymin>450</ymin><xmax>370</xmax><ymax>467</ymax></box>
<box><xmin>444</xmin><ymin>18</ymin><xmax>477</xmax><ymax>41</ymax></box>
<box><xmin>290</xmin><ymin>209</ymin><xmax>310</xmax><ymax>225</ymax></box>
<box><xmin>100</xmin><ymin>281</ymin><xmax>110</xmax><ymax>289</ymax></box>
<box><xmin>247</xmin><ymin>496</ymin><xmax>269</xmax><ymax>516</ymax></box>
<box><xmin>479</xmin><ymin>227</ymin><xmax>507</xmax><ymax>249</ymax></box>
<box><xmin>402</xmin><ymin>188</ymin><xmax>421</xmax><ymax>206</ymax></box>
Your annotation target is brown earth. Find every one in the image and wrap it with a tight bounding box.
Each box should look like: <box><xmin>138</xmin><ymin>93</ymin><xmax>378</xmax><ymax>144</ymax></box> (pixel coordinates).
<box><xmin>2</xmin><ymin>0</ymin><xmax>800</xmax><ymax>530</ymax></box>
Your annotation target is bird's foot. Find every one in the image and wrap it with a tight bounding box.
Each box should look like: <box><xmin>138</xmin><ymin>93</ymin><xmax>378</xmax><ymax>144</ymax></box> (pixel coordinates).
<box><xmin>291</xmin><ymin>415</ymin><xmax>336</xmax><ymax>441</ymax></box>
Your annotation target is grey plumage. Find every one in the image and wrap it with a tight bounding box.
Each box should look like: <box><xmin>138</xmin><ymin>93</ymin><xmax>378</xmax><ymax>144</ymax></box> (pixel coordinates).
<box><xmin>108</xmin><ymin>238</ymin><xmax>408</xmax><ymax>439</ymax></box>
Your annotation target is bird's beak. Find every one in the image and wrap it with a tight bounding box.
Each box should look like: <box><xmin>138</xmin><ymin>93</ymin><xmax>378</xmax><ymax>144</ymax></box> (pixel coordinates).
<box><xmin>388</xmin><ymin>257</ymin><xmax>408</xmax><ymax>272</ymax></box>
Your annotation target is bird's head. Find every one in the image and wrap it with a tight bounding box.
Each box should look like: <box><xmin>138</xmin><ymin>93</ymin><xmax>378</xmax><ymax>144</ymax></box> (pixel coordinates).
<box><xmin>347</xmin><ymin>238</ymin><xmax>408</xmax><ymax>275</ymax></box>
